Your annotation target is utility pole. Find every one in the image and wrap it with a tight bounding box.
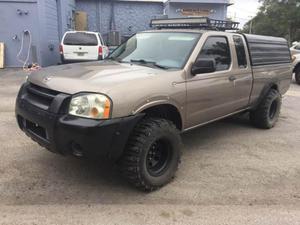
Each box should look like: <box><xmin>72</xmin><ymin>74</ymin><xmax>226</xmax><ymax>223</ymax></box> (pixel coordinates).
<box><xmin>249</xmin><ymin>19</ymin><xmax>253</xmax><ymax>34</ymax></box>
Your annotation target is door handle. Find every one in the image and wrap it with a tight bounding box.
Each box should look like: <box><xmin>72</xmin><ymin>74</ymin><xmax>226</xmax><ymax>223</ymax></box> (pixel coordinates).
<box><xmin>229</xmin><ymin>76</ymin><xmax>237</xmax><ymax>82</ymax></box>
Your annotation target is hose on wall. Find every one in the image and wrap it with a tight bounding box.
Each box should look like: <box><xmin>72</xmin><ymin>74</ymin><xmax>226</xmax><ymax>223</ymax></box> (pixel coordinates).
<box><xmin>16</xmin><ymin>30</ymin><xmax>40</xmax><ymax>72</ymax></box>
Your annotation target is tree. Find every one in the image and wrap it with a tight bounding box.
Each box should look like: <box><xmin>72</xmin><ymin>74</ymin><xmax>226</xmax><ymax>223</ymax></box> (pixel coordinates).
<box><xmin>242</xmin><ymin>0</ymin><xmax>300</xmax><ymax>43</ymax></box>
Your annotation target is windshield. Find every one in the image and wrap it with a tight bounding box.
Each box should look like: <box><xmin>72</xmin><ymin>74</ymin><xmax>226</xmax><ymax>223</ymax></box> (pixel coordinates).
<box><xmin>109</xmin><ymin>32</ymin><xmax>201</xmax><ymax>69</ymax></box>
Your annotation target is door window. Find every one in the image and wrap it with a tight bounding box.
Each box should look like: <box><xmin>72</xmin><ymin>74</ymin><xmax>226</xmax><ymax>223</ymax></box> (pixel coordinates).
<box><xmin>197</xmin><ymin>36</ymin><xmax>231</xmax><ymax>71</ymax></box>
<box><xmin>233</xmin><ymin>35</ymin><xmax>247</xmax><ymax>68</ymax></box>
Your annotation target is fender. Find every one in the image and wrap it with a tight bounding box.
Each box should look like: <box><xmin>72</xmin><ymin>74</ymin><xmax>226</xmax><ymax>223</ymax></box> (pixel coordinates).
<box><xmin>251</xmin><ymin>83</ymin><xmax>279</xmax><ymax>110</ymax></box>
<box><xmin>132</xmin><ymin>97</ymin><xmax>185</xmax><ymax>128</ymax></box>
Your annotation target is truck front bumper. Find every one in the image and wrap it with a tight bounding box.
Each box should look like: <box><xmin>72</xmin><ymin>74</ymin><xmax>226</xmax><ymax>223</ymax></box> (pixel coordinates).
<box><xmin>15</xmin><ymin>83</ymin><xmax>143</xmax><ymax>160</ymax></box>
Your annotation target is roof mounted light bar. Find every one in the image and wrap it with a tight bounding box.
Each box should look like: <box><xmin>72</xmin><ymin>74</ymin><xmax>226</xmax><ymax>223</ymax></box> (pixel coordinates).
<box><xmin>150</xmin><ymin>17</ymin><xmax>239</xmax><ymax>31</ymax></box>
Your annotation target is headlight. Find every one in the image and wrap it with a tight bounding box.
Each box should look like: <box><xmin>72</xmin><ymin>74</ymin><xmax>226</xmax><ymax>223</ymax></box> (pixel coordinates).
<box><xmin>69</xmin><ymin>94</ymin><xmax>112</xmax><ymax>119</ymax></box>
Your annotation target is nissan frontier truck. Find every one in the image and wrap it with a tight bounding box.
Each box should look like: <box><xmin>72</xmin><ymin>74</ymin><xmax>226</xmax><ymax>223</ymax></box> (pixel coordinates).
<box><xmin>15</xmin><ymin>18</ymin><xmax>292</xmax><ymax>191</ymax></box>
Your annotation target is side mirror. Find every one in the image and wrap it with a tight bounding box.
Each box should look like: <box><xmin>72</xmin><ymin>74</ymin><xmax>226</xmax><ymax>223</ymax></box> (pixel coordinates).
<box><xmin>191</xmin><ymin>58</ymin><xmax>216</xmax><ymax>75</ymax></box>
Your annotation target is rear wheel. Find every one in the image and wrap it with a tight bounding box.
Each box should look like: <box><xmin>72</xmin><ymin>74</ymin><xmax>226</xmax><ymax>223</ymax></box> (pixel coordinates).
<box><xmin>119</xmin><ymin>118</ymin><xmax>182</xmax><ymax>192</ymax></box>
<box><xmin>295</xmin><ymin>67</ymin><xmax>300</xmax><ymax>85</ymax></box>
<box><xmin>250</xmin><ymin>89</ymin><xmax>282</xmax><ymax>129</ymax></box>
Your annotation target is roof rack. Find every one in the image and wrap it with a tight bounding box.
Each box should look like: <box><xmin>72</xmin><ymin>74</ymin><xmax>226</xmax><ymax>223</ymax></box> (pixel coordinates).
<box><xmin>150</xmin><ymin>17</ymin><xmax>239</xmax><ymax>31</ymax></box>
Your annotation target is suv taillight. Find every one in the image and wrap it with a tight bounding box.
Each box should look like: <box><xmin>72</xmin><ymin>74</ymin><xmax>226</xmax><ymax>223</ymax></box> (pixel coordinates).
<box><xmin>98</xmin><ymin>46</ymin><xmax>103</xmax><ymax>56</ymax></box>
<box><xmin>59</xmin><ymin>45</ymin><xmax>63</xmax><ymax>54</ymax></box>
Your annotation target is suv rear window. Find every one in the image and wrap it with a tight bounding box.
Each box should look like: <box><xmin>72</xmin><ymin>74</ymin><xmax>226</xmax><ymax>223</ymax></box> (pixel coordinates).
<box><xmin>63</xmin><ymin>33</ymin><xmax>98</xmax><ymax>46</ymax></box>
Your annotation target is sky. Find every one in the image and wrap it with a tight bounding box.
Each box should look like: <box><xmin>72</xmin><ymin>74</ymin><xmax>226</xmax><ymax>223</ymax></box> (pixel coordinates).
<box><xmin>228</xmin><ymin>0</ymin><xmax>262</xmax><ymax>28</ymax></box>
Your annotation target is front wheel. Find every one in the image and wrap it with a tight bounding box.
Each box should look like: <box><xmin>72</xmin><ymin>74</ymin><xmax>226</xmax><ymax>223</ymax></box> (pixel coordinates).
<box><xmin>250</xmin><ymin>89</ymin><xmax>282</xmax><ymax>129</ymax></box>
<box><xmin>119</xmin><ymin>118</ymin><xmax>182</xmax><ymax>192</ymax></box>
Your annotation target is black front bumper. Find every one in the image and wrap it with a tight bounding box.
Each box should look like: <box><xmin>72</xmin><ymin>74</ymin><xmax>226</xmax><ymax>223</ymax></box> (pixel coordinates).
<box><xmin>15</xmin><ymin>83</ymin><xmax>143</xmax><ymax>160</ymax></box>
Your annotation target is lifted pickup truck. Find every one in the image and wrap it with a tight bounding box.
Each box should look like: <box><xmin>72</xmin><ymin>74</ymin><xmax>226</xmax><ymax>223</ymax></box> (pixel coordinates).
<box><xmin>15</xmin><ymin>18</ymin><xmax>292</xmax><ymax>191</ymax></box>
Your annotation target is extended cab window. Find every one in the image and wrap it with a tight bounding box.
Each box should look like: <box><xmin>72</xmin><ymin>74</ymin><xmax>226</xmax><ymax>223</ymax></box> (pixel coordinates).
<box><xmin>233</xmin><ymin>35</ymin><xmax>247</xmax><ymax>68</ymax></box>
<box><xmin>197</xmin><ymin>36</ymin><xmax>231</xmax><ymax>71</ymax></box>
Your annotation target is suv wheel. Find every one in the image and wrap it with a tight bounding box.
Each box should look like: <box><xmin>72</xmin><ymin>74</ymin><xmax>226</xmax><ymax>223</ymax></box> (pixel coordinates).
<box><xmin>295</xmin><ymin>67</ymin><xmax>300</xmax><ymax>85</ymax></box>
<box><xmin>119</xmin><ymin>118</ymin><xmax>182</xmax><ymax>192</ymax></box>
<box><xmin>250</xmin><ymin>89</ymin><xmax>282</xmax><ymax>129</ymax></box>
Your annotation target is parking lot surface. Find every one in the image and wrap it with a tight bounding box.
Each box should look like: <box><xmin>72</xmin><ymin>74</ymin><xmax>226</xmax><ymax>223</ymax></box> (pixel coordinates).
<box><xmin>0</xmin><ymin>69</ymin><xmax>300</xmax><ymax>225</ymax></box>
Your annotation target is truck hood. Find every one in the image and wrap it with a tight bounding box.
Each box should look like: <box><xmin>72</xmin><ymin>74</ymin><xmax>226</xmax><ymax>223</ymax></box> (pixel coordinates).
<box><xmin>28</xmin><ymin>60</ymin><xmax>164</xmax><ymax>95</ymax></box>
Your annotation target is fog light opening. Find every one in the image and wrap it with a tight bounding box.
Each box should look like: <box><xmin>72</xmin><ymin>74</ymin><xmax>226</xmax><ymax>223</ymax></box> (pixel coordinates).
<box><xmin>71</xmin><ymin>142</ymin><xmax>83</xmax><ymax>157</ymax></box>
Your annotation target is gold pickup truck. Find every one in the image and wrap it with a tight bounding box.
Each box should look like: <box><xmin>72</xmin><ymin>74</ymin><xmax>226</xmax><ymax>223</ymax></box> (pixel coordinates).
<box><xmin>15</xmin><ymin>18</ymin><xmax>293</xmax><ymax>191</ymax></box>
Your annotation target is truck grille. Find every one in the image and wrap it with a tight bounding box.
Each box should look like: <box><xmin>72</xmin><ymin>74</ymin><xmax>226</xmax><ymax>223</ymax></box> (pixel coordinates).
<box><xmin>26</xmin><ymin>83</ymin><xmax>60</xmax><ymax>110</ymax></box>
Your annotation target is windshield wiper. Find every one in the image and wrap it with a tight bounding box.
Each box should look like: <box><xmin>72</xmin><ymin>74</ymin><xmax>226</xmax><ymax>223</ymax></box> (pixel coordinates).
<box><xmin>130</xmin><ymin>59</ymin><xmax>170</xmax><ymax>70</ymax></box>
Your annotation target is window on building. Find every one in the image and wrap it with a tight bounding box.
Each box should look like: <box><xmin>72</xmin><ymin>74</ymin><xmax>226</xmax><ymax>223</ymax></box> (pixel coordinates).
<box><xmin>197</xmin><ymin>36</ymin><xmax>231</xmax><ymax>71</ymax></box>
<box><xmin>233</xmin><ymin>35</ymin><xmax>247</xmax><ymax>68</ymax></box>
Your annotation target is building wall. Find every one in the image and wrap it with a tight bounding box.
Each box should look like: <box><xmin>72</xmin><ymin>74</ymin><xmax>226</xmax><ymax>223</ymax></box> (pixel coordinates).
<box><xmin>57</xmin><ymin>0</ymin><xmax>76</xmax><ymax>39</ymax></box>
<box><xmin>0</xmin><ymin>0</ymin><xmax>75</xmax><ymax>67</ymax></box>
<box><xmin>37</xmin><ymin>0</ymin><xmax>60</xmax><ymax>66</ymax></box>
<box><xmin>0</xmin><ymin>0</ymin><xmax>40</xmax><ymax>67</ymax></box>
<box><xmin>76</xmin><ymin>0</ymin><xmax>164</xmax><ymax>40</ymax></box>
<box><xmin>37</xmin><ymin>0</ymin><xmax>76</xmax><ymax>67</ymax></box>
<box><xmin>1</xmin><ymin>0</ymin><xmax>230</xmax><ymax>67</ymax></box>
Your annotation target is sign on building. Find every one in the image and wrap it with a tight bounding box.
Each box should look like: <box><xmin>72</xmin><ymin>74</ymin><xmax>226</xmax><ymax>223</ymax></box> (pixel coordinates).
<box><xmin>179</xmin><ymin>8</ymin><xmax>214</xmax><ymax>17</ymax></box>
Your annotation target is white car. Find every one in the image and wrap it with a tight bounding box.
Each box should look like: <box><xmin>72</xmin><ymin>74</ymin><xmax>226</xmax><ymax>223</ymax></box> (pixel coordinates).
<box><xmin>291</xmin><ymin>53</ymin><xmax>300</xmax><ymax>85</ymax></box>
<box><xmin>60</xmin><ymin>31</ymin><xmax>109</xmax><ymax>63</ymax></box>
<box><xmin>290</xmin><ymin>42</ymin><xmax>300</xmax><ymax>55</ymax></box>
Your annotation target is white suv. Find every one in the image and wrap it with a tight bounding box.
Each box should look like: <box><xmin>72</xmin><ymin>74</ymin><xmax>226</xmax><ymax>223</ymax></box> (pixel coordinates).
<box><xmin>60</xmin><ymin>31</ymin><xmax>109</xmax><ymax>63</ymax></box>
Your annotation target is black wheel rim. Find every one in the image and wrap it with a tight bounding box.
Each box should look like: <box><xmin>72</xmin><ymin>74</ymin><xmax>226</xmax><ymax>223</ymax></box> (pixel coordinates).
<box><xmin>146</xmin><ymin>138</ymin><xmax>172</xmax><ymax>177</ymax></box>
<box><xmin>269</xmin><ymin>100</ymin><xmax>278</xmax><ymax>120</ymax></box>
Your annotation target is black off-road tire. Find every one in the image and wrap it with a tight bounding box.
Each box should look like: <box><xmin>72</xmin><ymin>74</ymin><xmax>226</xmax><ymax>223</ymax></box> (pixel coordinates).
<box><xmin>250</xmin><ymin>89</ymin><xmax>282</xmax><ymax>129</ymax></box>
<box><xmin>295</xmin><ymin>67</ymin><xmax>300</xmax><ymax>85</ymax></box>
<box><xmin>119</xmin><ymin>118</ymin><xmax>182</xmax><ymax>192</ymax></box>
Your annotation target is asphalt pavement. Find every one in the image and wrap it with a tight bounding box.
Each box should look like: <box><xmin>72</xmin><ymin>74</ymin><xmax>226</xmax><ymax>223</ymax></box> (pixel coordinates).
<box><xmin>0</xmin><ymin>69</ymin><xmax>299</xmax><ymax>225</ymax></box>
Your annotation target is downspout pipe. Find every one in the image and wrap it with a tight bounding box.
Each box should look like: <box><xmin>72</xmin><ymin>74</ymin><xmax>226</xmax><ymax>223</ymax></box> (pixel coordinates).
<box><xmin>96</xmin><ymin>0</ymin><xmax>101</xmax><ymax>32</ymax></box>
<box><xmin>110</xmin><ymin>0</ymin><xmax>116</xmax><ymax>31</ymax></box>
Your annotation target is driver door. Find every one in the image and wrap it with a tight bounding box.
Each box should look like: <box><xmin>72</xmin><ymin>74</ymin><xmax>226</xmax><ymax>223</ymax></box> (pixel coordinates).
<box><xmin>185</xmin><ymin>34</ymin><xmax>251</xmax><ymax>129</ymax></box>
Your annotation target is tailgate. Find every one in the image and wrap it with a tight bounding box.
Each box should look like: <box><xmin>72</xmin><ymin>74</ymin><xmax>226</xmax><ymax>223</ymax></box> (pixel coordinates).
<box><xmin>63</xmin><ymin>45</ymin><xmax>98</xmax><ymax>60</ymax></box>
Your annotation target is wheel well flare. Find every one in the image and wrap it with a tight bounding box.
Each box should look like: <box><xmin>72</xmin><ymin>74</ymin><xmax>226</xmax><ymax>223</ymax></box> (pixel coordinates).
<box><xmin>141</xmin><ymin>104</ymin><xmax>182</xmax><ymax>130</ymax></box>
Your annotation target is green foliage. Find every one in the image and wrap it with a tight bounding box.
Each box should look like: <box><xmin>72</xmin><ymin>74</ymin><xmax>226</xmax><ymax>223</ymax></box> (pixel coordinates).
<box><xmin>242</xmin><ymin>0</ymin><xmax>300</xmax><ymax>43</ymax></box>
